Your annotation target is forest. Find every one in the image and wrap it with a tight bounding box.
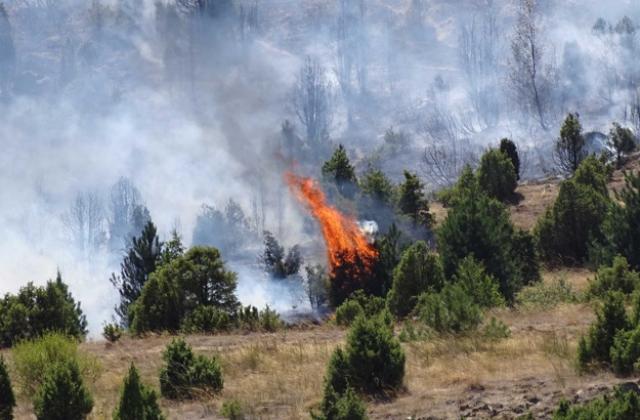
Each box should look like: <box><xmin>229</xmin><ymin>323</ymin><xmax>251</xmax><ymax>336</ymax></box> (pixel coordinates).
<box><xmin>0</xmin><ymin>0</ymin><xmax>640</xmax><ymax>419</ymax></box>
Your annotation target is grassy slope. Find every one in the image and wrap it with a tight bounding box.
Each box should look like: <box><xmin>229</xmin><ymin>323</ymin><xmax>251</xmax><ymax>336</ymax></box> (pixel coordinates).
<box><xmin>6</xmin><ymin>155</ymin><xmax>640</xmax><ymax>419</ymax></box>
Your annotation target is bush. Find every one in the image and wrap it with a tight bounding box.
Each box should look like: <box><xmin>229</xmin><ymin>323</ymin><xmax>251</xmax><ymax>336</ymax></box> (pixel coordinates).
<box><xmin>336</xmin><ymin>299</ymin><xmax>365</xmax><ymax>327</ymax></box>
<box><xmin>325</xmin><ymin>312</ymin><xmax>405</xmax><ymax>398</ymax></box>
<box><xmin>554</xmin><ymin>113</ymin><xmax>587</xmax><ymax>176</ymax></box>
<box><xmin>159</xmin><ymin>338</ymin><xmax>223</xmax><ymax>400</ymax></box>
<box><xmin>500</xmin><ymin>138</ymin><xmax>520</xmax><ymax>180</ymax></box>
<box><xmin>413</xmin><ymin>283</ymin><xmax>483</xmax><ymax>334</ymax></box>
<box><xmin>482</xmin><ymin>317</ymin><xmax>511</xmax><ymax>341</ymax></box>
<box><xmin>12</xmin><ymin>333</ymin><xmax>100</xmax><ymax>395</ymax></box>
<box><xmin>103</xmin><ymin>323</ymin><xmax>123</xmax><ymax>343</ymax></box>
<box><xmin>589</xmin><ymin>256</ymin><xmax>640</xmax><ymax>298</ymax></box>
<box><xmin>452</xmin><ymin>257</ymin><xmax>504</xmax><ymax>308</ymax></box>
<box><xmin>113</xmin><ymin>363</ymin><xmax>164</xmax><ymax>420</ymax></box>
<box><xmin>535</xmin><ymin>157</ymin><xmax>610</xmax><ymax>264</ymax></box>
<box><xmin>314</xmin><ymin>346</ymin><xmax>368</xmax><ymax>420</ymax></box>
<box><xmin>130</xmin><ymin>246</ymin><xmax>240</xmax><ymax>334</ymax></box>
<box><xmin>553</xmin><ymin>388</ymin><xmax>640</xmax><ymax>419</ymax></box>
<box><xmin>578</xmin><ymin>291</ymin><xmax>630</xmax><ymax>368</ymax></box>
<box><xmin>181</xmin><ymin>306</ymin><xmax>232</xmax><ymax>333</ymax></box>
<box><xmin>477</xmin><ymin>148</ymin><xmax>517</xmax><ymax>201</ymax></box>
<box><xmin>0</xmin><ymin>273</ymin><xmax>87</xmax><ymax>348</ymax></box>
<box><xmin>596</xmin><ymin>171</ymin><xmax>640</xmax><ymax>271</ymax></box>
<box><xmin>610</xmin><ymin>327</ymin><xmax>640</xmax><ymax>375</ymax></box>
<box><xmin>345</xmin><ymin>312</ymin><xmax>405</xmax><ymax>394</ymax></box>
<box><xmin>33</xmin><ymin>360</ymin><xmax>94</xmax><ymax>420</ymax></box>
<box><xmin>438</xmin><ymin>166</ymin><xmax>538</xmax><ymax>302</ymax></box>
<box><xmin>516</xmin><ymin>277</ymin><xmax>577</xmax><ymax>309</ymax></box>
<box><xmin>387</xmin><ymin>241</ymin><xmax>444</xmax><ymax>317</ymax></box>
<box><xmin>609</xmin><ymin>123</ymin><xmax>637</xmax><ymax>167</ymax></box>
<box><xmin>221</xmin><ymin>399</ymin><xmax>245</xmax><ymax>420</ymax></box>
<box><xmin>0</xmin><ymin>356</ymin><xmax>15</xmax><ymax>420</ymax></box>
<box><xmin>313</xmin><ymin>385</ymin><xmax>367</xmax><ymax>420</ymax></box>
<box><xmin>397</xmin><ymin>171</ymin><xmax>432</xmax><ymax>227</ymax></box>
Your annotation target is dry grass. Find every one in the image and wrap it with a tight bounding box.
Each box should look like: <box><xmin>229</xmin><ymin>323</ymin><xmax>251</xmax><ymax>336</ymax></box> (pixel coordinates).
<box><xmin>4</xmin><ymin>282</ymin><xmax>613</xmax><ymax>420</ymax></box>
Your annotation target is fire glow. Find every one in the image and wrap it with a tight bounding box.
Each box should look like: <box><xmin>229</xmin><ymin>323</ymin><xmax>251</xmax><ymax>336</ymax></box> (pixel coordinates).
<box><xmin>285</xmin><ymin>172</ymin><xmax>377</xmax><ymax>275</ymax></box>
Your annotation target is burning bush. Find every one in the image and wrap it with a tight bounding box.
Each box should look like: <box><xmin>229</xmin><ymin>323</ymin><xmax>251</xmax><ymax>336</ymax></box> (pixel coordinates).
<box><xmin>286</xmin><ymin>173</ymin><xmax>379</xmax><ymax>306</ymax></box>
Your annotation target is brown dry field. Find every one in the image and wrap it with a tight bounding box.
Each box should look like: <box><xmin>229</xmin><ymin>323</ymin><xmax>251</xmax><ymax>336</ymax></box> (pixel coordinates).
<box><xmin>4</xmin><ymin>268</ymin><xmax>626</xmax><ymax>420</ymax></box>
<box><xmin>5</xmin><ymin>156</ymin><xmax>640</xmax><ymax>419</ymax></box>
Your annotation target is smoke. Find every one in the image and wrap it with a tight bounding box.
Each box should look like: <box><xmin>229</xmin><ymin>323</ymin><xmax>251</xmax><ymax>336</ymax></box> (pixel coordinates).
<box><xmin>0</xmin><ymin>0</ymin><xmax>638</xmax><ymax>333</ymax></box>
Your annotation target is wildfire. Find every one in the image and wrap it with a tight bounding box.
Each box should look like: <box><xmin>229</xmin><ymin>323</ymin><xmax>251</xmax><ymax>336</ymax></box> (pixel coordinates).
<box><xmin>285</xmin><ymin>172</ymin><xmax>377</xmax><ymax>275</ymax></box>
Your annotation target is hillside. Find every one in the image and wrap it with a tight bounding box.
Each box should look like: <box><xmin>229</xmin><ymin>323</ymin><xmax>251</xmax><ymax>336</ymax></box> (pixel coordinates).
<box><xmin>5</xmin><ymin>156</ymin><xmax>640</xmax><ymax>419</ymax></box>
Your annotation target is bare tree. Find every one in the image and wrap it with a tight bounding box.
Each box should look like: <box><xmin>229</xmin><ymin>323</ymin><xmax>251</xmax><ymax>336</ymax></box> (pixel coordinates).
<box><xmin>420</xmin><ymin>107</ymin><xmax>479</xmax><ymax>189</ymax></box>
<box><xmin>108</xmin><ymin>177</ymin><xmax>144</xmax><ymax>252</ymax></box>
<box><xmin>291</xmin><ymin>56</ymin><xmax>332</xmax><ymax>147</ymax></box>
<box><xmin>630</xmin><ymin>88</ymin><xmax>640</xmax><ymax>136</ymax></box>
<box><xmin>63</xmin><ymin>191</ymin><xmax>106</xmax><ymax>259</ymax></box>
<box><xmin>459</xmin><ymin>7</ymin><xmax>502</xmax><ymax>127</ymax></box>
<box><xmin>508</xmin><ymin>0</ymin><xmax>556</xmax><ymax>130</ymax></box>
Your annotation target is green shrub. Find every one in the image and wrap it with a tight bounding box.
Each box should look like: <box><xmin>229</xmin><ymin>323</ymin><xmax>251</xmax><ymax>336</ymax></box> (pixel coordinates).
<box><xmin>257</xmin><ymin>306</ymin><xmax>282</xmax><ymax>332</ymax></box>
<box><xmin>437</xmin><ymin>166</ymin><xmax>538</xmax><ymax>301</ymax></box>
<box><xmin>609</xmin><ymin>123</ymin><xmax>637</xmax><ymax>167</ymax></box>
<box><xmin>413</xmin><ymin>283</ymin><xmax>483</xmax><ymax>334</ymax></box>
<box><xmin>113</xmin><ymin>363</ymin><xmax>164</xmax><ymax>420</ymax></box>
<box><xmin>553</xmin><ymin>388</ymin><xmax>640</xmax><ymax>419</ymax></box>
<box><xmin>610</xmin><ymin>326</ymin><xmax>640</xmax><ymax>375</ymax></box>
<box><xmin>589</xmin><ymin>256</ymin><xmax>640</xmax><ymax>298</ymax></box>
<box><xmin>387</xmin><ymin>241</ymin><xmax>444</xmax><ymax>317</ymax></box>
<box><xmin>516</xmin><ymin>277</ymin><xmax>577</xmax><ymax>309</ymax></box>
<box><xmin>33</xmin><ymin>360</ymin><xmax>93</xmax><ymax>420</ymax></box>
<box><xmin>397</xmin><ymin>321</ymin><xmax>431</xmax><ymax>343</ymax></box>
<box><xmin>0</xmin><ymin>356</ymin><xmax>15</xmax><ymax>420</ymax></box>
<box><xmin>12</xmin><ymin>333</ymin><xmax>101</xmax><ymax>395</ymax></box>
<box><xmin>452</xmin><ymin>257</ymin><xmax>504</xmax><ymax>308</ymax></box>
<box><xmin>397</xmin><ymin>171</ymin><xmax>432</xmax><ymax>227</ymax></box>
<box><xmin>130</xmin><ymin>247</ymin><xmax>240</xmax><ymax>334</ymax></box>
<box><xmin>0</xmin><ymin>273</ymin><xmax>87</xmax><ymax>348</ymax></box>
<box><xmin>535</xmin><ymin>156</ymin><xmax>610</xmax><ymax>265</ymax></box>
<box><xmin>221</xmin><ymin>399</ymin><xmax>245</xmax><ymax>420</ymax></box>
<box><xmin>336</xmin><ymin>299</ymin><xmax>365</xmax><ymax>327</ymax></box>
<box><xmin>482</xmin><ymin>317</ymin><xmax>511</xmax><ymax>341</ymax></box>
<box><xmin>235</xmin><ymin>305</ymin><xmax>283</xmax><ymax>332</ymax></box>
<box><xmin>159</xmin><ymin>338</ymin><xmax>223</xmax><ymax>400</ymax></box>
<box><xmin>314</xmin><ymin>348</ymin><xmax>368</xmax><ymax>420</ymax></box>
<box><xmin>596</xmin><ymin>171</ymin><xmax>640</xmax><ymax>271</ymax></box>
<box><xmin>313</xmin><ymin>385</ymin><xmax>367</xmax><ymax>420</ymax></box>
<box><xmin>181</xmin><ymin>306</ymin><xmax>232</xmax><ymax>333</ymax></box>
<box><xmin>477</xmin><ymin>148</ymin><xmax>517</xmax><ymax>201</ymax></box>
<box><xmin>344</xmin><ymin>311</ymin><xmax>405</xmax><ymax>394</ymax></box>
<box><xmin>500</xmin><ymin>138</ymin><xmax>520</xmax><ymax>180</ymax></box>
<box><xmin>103</xmin><ymin>323</ymin><xmax>123</xmax><ymax>343</ymax></box>
<box><xmin>578</xmin><ymin>291</ymin><xmax>630</xmax><ymax>368</ymax></box>
<box><xmin>323</xmin><ymin>311</ymin><xmax>405</xmax><ymax>397</ymax></box>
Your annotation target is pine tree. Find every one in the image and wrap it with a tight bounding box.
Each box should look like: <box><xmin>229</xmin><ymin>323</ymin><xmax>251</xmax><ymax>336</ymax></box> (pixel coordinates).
<box><xmin>34</xmin><ymin>361</ymin><xmax>94</xmax><ymax>420</ymax></box>
<box><xmin>397</xmin><ymin>171</ymin><xmax>431</xmax><ymax>227</ymax></box>
<box><xmin>110</xmin><ymin>221</ymin><xmax>162</xmax><ymax>326</ymax></box>
<box><xmin>609</xmin><ymin>123</ymin><xmax>637</xmax><ymax>168</ymax></box>
<box><xmin>499</xmin><ymin>138</ymin><xmax>520</xmax><ymax>180</ymax></box>
<box><xmin>0</xmin><ymin>356</ymin><xmax>15</xmax><ymax>420</ymax></box>
<box><xmin>477</xmin><ymin>148</ymin><xmax>517</xmax><ymax>201</ymax></box>
<box><xmin>113</xmin><ymin>364</ymin><xmax>164</xmax><ymax>420</ymax></box>
<box><xmin>322</xmin><ymin>145</ymin><xmax>357</xmax><ymax>197</ymax></box>
<box><xmin>554</xmin><ymin>113</ymin><xmax>587</xmax><ymax>175</ymax></box>
<box><xmin>387</xmin><ymin>241</ymin><xmax>444</xmax><ymax>317</ymax></box>
<box><xmin>599</xmin><ymin>171</ymin><xmax>640</xmax><ymax>270</ymax></box>
<box><xmin>360</xmin><ymin>169</ymin><xmax>394</xmax><ymax>205</ymax></box>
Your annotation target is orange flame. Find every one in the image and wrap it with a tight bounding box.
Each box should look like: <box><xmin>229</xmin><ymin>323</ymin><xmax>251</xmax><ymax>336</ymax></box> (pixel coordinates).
<box><xmin>285</xmin><ymin>172</ymin><xmax>377</xmax><ymax>274</ymax></box>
